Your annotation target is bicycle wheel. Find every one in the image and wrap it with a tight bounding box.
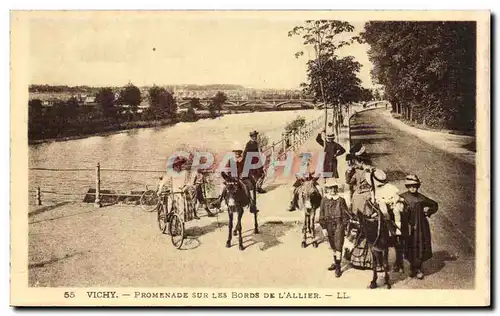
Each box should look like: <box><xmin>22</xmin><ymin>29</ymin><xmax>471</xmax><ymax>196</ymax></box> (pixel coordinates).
<box><xmin>140</xmin><ymin>190</ymin><xmax>159</xmax><ymax>212</ymax></box>
<box><xmin>157</xmin><ymin>204</ymin><xmax>168</xmax><ymax>233</ymax></box>
<box><xmin>169</xmin><ymin>213</ymin><xmax>185</xmax><ymax>249</ymax></box>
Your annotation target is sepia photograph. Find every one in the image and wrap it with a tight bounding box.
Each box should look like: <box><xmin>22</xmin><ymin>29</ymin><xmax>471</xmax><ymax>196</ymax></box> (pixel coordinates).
<box><xmin>10</xmin><ymin>10</ymin><xmax>490</xmax><ymax>306</ymax></box>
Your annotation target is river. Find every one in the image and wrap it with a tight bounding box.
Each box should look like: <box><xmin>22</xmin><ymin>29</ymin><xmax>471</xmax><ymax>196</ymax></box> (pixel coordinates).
<box><xmin>29</xmin><ymin>110</ymin><xmax>323</xmax><ymax>204</ymax></box>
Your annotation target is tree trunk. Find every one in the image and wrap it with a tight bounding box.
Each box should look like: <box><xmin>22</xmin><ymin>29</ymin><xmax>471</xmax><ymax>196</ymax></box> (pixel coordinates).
<box><xmin>408</xmin><ymin>105</ymin><xmax>413</xmax><ymax>122</ymax></box>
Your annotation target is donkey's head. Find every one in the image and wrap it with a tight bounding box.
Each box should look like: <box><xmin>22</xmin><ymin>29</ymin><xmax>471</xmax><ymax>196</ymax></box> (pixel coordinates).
<box><xmin>298</xmin><ymin>179</ymin><xmax>322</xmax><ymax>212</ymax></box>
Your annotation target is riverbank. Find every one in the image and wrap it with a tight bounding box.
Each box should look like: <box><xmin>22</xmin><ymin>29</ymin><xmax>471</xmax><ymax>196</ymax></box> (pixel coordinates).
<box><xmin>28</xmin><ymin>113</ymin><xmax>223</xmax><ymax>145</ymax></box>
<box><xmin>29</xmin><ymin>107</ymin><xmax>315</xmax><ymax>145</ymax></box>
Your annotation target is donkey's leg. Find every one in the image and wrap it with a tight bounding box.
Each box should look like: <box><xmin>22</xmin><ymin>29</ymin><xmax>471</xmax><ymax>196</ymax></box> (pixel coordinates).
<box><xmin>312</xmin><ymin>210</ymin><xmax>318</xmax><ymax>247</ymax></box>
<box><xmin>369</xmin><ymin>250</ymin><xmax>378</xmax><ymax>289</ymax></box>
<box><xmin>226</xmin><ymin>210</ymin><xmax>233</xmax><ymax>248</ymax></box>
<box><xmin>253</xmin><ymin>211</ymin><xmax>259</xmax><ymax>234</ymax></box>
<box><xmin>237</xmin><ymin>207</ymin><xmax>244</xmax><ymax>251</ymax></box>
<box><xmin>384</xmin><ymin>248</ymin><xmax>391</xmax><ymax>289</ymax></box>
<box><xmin>301</xmin><ymin>212</ymin><xmax>308</xmax><ymax>248</ymax></box>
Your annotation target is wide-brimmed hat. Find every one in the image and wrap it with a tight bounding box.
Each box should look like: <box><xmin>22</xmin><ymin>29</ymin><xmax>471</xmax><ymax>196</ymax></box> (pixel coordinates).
<box><xmin>324</xmin><ymin>178</ymin><xmax>340</xmax><ymax>188</ymax></box>
<box><xmin>365</xmin><ymin>169</ymin><xmax>387</xmax><ymax>187</ymax></box>
<box><xmin>346</xmin><ymin>153</ymin><xmax>356</xmax><ymax>161</ymax></box>
<box><xmin>354</xmin><ymin>146</ymin><xmax>366</xmax><ymax>156</ymax></box>
<box><xmin>249</xmin><ymin>130</ymin><xmax>259</xmax><ymax>137</ymax></box>
<box><xmin>350</xmin><ymin>142</ymin><xmax>363</xmax><ymax>154</ymax></box>
<box><xmin>326</xmin><ymin>133</ymin><xmax>335</xmax><ymax>139</ymax></box>
<box><xmin>405</xmin><ymin>174</ymin><xmax>421</xmax><ymax>186</ymax></box>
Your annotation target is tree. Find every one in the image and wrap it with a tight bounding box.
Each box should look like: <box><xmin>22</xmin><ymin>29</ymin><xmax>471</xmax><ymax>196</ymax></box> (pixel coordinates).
<box><xmin>189</xmin><ymin>98</ymin><xmax>203</xmax><ymax>110</ymax></box>
<box><xmin>303</xmin><ymin>55</ymin><xmax>366</xmax><ymax>107</ymax></box>
<box><xmin>119</xmin><ymin>83</ymin><xmax>142</xmax><ymax>114</ymax></box>
<box><xmin>211</xmin><ymin>91</ymin><xmax>227</xmax><ymax>115</ymax></box>
<box><xmin>181</xmin><ymin>104</ymin><xmax>199</xmax><ymax>122</ymax></box>
<box><xmin>28</xmin><ymin>99</ymin><xmax>43</xmax><ymax>138</ymax></box>
<box><xmin>95</xmin><ymin>87</ymin><xmax>117</xmax><ymax>120</ymax></box>
<box><xmin>361</xmin><ymin>21</ymin><xmax>476</xmax><ymax>132</ymax></box>
<box><xmin>289</xmin><ymin>20</ymin><xmax>363</xmax><ymax>131</ymax></box>
<box><xmin>147</xmin><ymin>86</ymin><xmax>178</xmax><ymax>119</ymax></box>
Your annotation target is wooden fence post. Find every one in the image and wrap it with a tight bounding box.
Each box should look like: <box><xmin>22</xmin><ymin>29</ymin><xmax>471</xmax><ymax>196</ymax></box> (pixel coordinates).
<box><xmin>36</xmin><ymin>187</ymin><xmax>41</xmax><ymax>206</ymax></box>
<box><xmin>94</xmin><ymin>162</ymin><xmax>101</xmax><ymax>208</ymax></box>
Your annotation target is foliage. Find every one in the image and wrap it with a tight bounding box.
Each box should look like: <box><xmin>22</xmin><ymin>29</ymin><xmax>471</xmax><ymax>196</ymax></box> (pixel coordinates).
<box><xmin>95</xmin><ymin>87</ymin><xmax>117</xmax><ymax>119</ymax></box>
<box><xmin>181</xmin><ymin>105</ymin><xmax>199</xmax><ymax>122</ymax></box>
<box><xmin>285</xmin><ymin>116</ymin><xmax>306</xmax><ymax>133</ymax></box>
<box><xmin>189</xmin><ymin>98</ymin><xmax>203</xmax><ymax>110</ymax></box>
<box><xmin>289</xmin><ymin>20</ymin><xmax>367</xmax><ymax>110</ymax></box>
<box><xmin>147</xmin><ymin>86</ymin><xmax>177</xmax><ymax>119</ymax></box>
<box><xmin>361</xmin><ymin>21</ymin><xmax>476</xmax><ymax>133</ymax></box>
<box><xmin>211</xmin><ymin>91</ymin><xmax>228</xmax><ymax>115</ymax></box>
<box><xmin>118</xmin><ymin>83</ymin><xmax>142</xmax><ymax>113</ymax></box>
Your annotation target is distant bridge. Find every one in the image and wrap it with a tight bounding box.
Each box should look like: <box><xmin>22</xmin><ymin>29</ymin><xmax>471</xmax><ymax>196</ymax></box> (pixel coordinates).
<box><xmin>177</xmin><ymin>98</ymin><xmax>325</xmax><ymax>109</ymax></box>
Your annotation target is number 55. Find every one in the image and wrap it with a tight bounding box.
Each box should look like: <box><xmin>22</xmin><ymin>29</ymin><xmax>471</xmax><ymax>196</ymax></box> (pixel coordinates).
<box><xmin>64</xmin><ymin>292</ymin><xmax>75</xmax><ymax>298</ymax></box>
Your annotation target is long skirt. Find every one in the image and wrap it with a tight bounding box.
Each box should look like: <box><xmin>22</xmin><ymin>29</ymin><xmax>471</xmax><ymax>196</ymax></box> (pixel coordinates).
<box><xmin>350</xmin><ymin>237</ymin><xmax>373</xmax><ymax>269</ymax></box>
<box><xmin>351</xmin><ymin>190</ymin><xmax>371</xmax><ymax>214</ymax></box>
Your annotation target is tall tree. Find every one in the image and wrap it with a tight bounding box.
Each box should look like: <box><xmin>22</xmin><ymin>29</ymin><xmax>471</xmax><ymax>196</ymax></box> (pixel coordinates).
<box><xmin>119</xmin><ymin>83</ymin><xmax>142</xmax><ymax>114</ymax></box>
<box><xmin>147</xmin><ymin>86</ymin><xmax>178</xmax><ymax>119</ymax></box>
<box><xmin>288</xmin><ymin>20</ymin><xmax>362</xmax><ymax>131</ymax></box>
<box><xmin>211</xmin><ymin>91</ymin><xmax>227</xmax><ymax>115</ymax></box>
<box><xmin>362</xmin><ymin>21</ymin><xmax>476</xmax><ymax>132</ymax></box>
<box><xmin>189</xmin><ymin>98</ymin><xmax>203</xmax><ymax>110</ymax></box>
<box><xmin>95</xmin><ymin>87</ymin><xmax>117</xmax><ymax>120</ymax></box>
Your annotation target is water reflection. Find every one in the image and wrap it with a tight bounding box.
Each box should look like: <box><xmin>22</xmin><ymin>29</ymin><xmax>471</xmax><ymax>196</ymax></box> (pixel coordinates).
<box><xmin>29</xmin><ymin>110</ymin><xmax>322</xmax><ymax>197</ymax></box>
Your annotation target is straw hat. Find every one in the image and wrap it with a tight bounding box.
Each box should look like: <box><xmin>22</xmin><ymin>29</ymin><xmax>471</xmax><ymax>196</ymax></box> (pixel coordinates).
<box><xmin>232</xmin><ymin>141</ymin><xmax>243</xmax><ymax>154</ymax></box>
<box><xmin>324</xmin><ymin>178</ymin><xmax>340</xmax><ymax>188</ymax></box>
<box><xmin>354</xmin><ymin>146</ymin><xmax>366</xmax><ymax>156</ymax></box>
<box><xmin>405</xmin><ymin>174</ymin><xmax>421</xmax><ymax>186</ymax></box>
<box><xmin>365</xmin><ymin>169</ymin><xmax>387</xmax><ymax>187</ymax></box>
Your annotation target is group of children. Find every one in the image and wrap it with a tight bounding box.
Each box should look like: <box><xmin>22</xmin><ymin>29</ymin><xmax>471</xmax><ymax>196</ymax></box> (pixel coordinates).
<box><xmin>316</xmin><ymin>142</ymin><xmax>439</xmax><ymax>280</ymax></box>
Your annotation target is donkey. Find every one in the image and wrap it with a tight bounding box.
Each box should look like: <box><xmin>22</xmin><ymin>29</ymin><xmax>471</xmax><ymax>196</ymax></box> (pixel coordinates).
<box><xmin>297</xmin><ymin>179</ymin><xmax>322</xmax><ymax>248</ymax></box>
<box><xmin>221</xmin><ymin>174</ymin><xmax>259</xmax><ymax>251</ymax></box>
<box><xmin>357</xmin><ymin>199</ymin><xmax>391</xmax><ymax>289</ymax></box>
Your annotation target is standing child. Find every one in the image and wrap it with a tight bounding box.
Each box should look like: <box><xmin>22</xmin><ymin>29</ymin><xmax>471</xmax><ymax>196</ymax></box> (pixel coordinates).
<box><xmin>399</xmin><ymin>174</ymin><xmax>438</xmax><ymax>279</ymax></box>
<box><xmin>319</xmin><ymin>179</ymin><xmax>349</xmax><ymax>278</ymax></box>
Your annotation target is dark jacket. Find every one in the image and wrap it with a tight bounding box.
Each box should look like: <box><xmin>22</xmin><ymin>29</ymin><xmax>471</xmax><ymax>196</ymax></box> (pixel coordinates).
<box><xmin>315</xmin><ymin>133</ymin><xmax>346</xmax><ymax>178</ymax></box>
<box><xmin>319</xmin><ymin>196</ymin><xmax>349</xmax><ymax>222</ymax></box>
<box><xmin>399</xmin><ymin>191</ymin><xmax>438</xmax><ymax>264</ymax></box>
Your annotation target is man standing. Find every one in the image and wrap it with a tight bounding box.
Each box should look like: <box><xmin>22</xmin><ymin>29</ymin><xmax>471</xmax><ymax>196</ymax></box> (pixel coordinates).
<box><xmin>243</xmin><ymin>130</ymin><xmax>266</xmax><ymax>193</ymax></box>
<box><xmin>315</xmin><ymin>132</ymin><xmax>346</xmax><ymax>178</ymax></box>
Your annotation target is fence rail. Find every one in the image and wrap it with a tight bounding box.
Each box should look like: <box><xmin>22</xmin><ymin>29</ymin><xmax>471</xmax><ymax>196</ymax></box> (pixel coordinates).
<box><xmin>29</xmin><ymin>113</ymin><xmax>326</xmax><ymax>207</ymax></box>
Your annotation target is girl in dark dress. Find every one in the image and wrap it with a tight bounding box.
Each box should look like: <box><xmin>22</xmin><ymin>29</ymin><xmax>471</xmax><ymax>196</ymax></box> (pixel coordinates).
<box><xmin>399</xmin><ymin>174</ymin><xmax>438</xmax><ymax>279</ymax></box>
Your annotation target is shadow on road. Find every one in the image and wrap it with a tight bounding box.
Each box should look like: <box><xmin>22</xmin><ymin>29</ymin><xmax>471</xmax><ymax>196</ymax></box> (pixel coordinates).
<box><xmin>29</xmin><ymin>250</ymin><xmax>90</xmax><ymax>269</ymax></box>
<box><xmin>29</xmin><ymin>201</ymin><xmax>73</xmax><ymax>217</ymax></box>
<box><xmin>262</xmin><ymin>183</ymin><xmax>285</xmax><ymax>193</ymax></box>
<box><xmin>241</xmin><ymin>222</ymin><xmax>297</xmax><ymax>251</ymax></box>
<box><xmin>423</xmin><ymin>250</ymin><xmax>459</xmax><ymax>277</ymax></box>
<box><xmin>185</xmin><ymin>222</ymin><xmax>228</xmax><ymax>238</ymax></box>
<box><xmin>384</xmin><ymin>170</ymin><xmax>408</xmax><ymax>182</ymax></box>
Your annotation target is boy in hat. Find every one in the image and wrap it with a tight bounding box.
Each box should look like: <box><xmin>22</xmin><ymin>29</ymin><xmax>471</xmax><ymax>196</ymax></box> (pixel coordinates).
<box><xmin>318</xmin><ymin>178</ymin><xmax>349</xmax><ymax>278</ymax></box>
<box><xmin>399</xmin><ymin>174</ymin><xmax>438</xmax><ymax>279</ymax></box>
<box><xmin>315</xmin><ymin>132</ymin><xmax>346</xmax><ymax>178</ymax></box>
<box><xmin>244</xmin><ymin>130</ymin><xmax>266</xmax><ymax>193</ymax></box>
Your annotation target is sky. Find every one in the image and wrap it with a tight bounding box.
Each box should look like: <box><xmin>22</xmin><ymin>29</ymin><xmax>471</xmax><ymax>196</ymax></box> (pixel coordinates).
<box><xmin>29</xmin><ymin>13</ymin><xmax>375</xmax><ymax>90</ymax></box>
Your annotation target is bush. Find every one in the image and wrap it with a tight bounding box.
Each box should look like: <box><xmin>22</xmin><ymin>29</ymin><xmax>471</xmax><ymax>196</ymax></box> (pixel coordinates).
<box><xmin>285</xmin><ymin>115</ymin><xmax>306</xmax><ymax>133</ymax></box>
